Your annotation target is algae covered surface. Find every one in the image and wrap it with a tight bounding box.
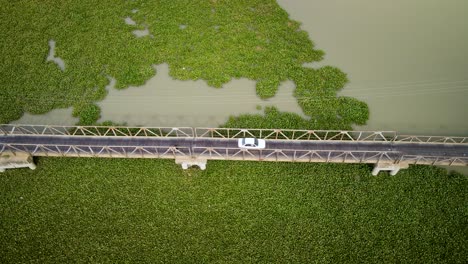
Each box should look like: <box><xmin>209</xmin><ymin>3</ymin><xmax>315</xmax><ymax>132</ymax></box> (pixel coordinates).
<box><xmin>0</xmin><ymin>0</ymin><xmax>367</xmax><ymax>128</ymax></box>
<box><xmin>1</xmin><ymin>158</ymin><xmax>467</xmax><ymax>263</ymax></box>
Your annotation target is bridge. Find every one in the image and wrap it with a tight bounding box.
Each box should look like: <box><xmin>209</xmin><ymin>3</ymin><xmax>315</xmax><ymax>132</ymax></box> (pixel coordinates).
<box><xmin>1</xmin><ymin>124</ymin><xmax>467</xmax><ymax>175</ymax></box>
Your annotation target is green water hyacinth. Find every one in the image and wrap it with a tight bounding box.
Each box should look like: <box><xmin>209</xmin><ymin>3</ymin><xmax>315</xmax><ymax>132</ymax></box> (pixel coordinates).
<box><xmin>0</xmin><ymin>0</ymin><xmax>368</xmax><ymax>130</ymax></box>
<box><xmin>1</xmin><ymin>158</ymin><xmax>466</xmax><ymax>262</ymax></box>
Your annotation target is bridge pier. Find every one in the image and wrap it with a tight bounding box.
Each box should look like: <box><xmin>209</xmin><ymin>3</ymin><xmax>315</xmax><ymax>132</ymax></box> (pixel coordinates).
<box><xmin>175</xmin><ymin>157</ymin><xmax>207</xmax><ymax>170</ymax></box>
<box><xmin>372</xmin><ymin>163</ymin><xmax>409</xmax><ymax>176</ymax></box>
<box><xmin>0</xmin><ymin>152</ymin><xmax>36</xmax><ymax>173</ymax></box>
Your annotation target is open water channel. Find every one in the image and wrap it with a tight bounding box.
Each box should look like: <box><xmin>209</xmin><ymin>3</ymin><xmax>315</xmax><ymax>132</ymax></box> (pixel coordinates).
<box><xmin>277</xmin><ymin>0</ymin><xmax>468</xmax><ymax>137</ymax></box>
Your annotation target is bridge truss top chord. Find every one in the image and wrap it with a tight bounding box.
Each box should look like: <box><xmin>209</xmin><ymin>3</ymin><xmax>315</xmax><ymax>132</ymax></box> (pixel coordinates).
<box><xmin>195</xmin><ymin>128</ymin><xmax>468</xmax><ymax>144</ymax></box>
<box><xmin>1</xmin><ymin>124</ymin><xmax>467</xmax><ymax>144</ymax></box>
<box><xmin>0</xmin><ymin>124</ymin><xmax>194</xmax><ymax>138</ymax></box>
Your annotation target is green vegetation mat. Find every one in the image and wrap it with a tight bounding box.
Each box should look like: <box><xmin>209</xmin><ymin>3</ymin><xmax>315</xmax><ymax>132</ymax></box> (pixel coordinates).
<box><xmin>0</xmin><ymin>0</ymin><xmax>367</xmax><ymax>128</ymax></box>
<box><xmin>1</xmin><ymin>158</ymin><xmax>467</xmax><ymax>263</ymax></box>
<box><xmin>2</xmin><ymin>1</ymin><xmax>466</xmax><ymax>262</ymax></box>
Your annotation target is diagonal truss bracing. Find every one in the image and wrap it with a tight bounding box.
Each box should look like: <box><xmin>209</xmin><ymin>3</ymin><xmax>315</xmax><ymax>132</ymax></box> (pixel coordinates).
<box><xmin>196</xmin><ymin>128</ymin><xmax>468</xmax><ymax>145</ymax></box>
<box><xmin>2</xmin><ymin>125</ymin><xmax>467</xmax><ymax>144</ymax></box>
<box><xmin>0</xmin><ymin>143</ymin><xmax>191</xmax><ymax>159</ymax></box>
<box><xmin>196</xmin><ymin>128</ymin><xmax>398</xmax><ymax>142</ymax></box>
<box><xmin>0</xmin><ymin>124</ymin><xmax>194</xmax><ymax>138</ymax></box>
<box><xmin>1</xmin><ymin>124</ymin><xmax>467</xmax><ymax>167</ymax></box>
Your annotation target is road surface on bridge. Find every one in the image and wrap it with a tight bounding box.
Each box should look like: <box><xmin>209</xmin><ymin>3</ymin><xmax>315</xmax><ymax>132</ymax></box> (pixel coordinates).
<box><xmin>1</xmin><ymin>135</ymin><xmax>467</xmax><ymax>159</ymax></box>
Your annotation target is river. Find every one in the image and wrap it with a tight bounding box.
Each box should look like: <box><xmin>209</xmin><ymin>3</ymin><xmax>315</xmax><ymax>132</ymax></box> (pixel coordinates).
<box><xmin>276</xmin><ymin>0</ymin><xmax>468</xmax><ymax>136</ymax></box>
<box><xmin>276</xmin><ymin>0</ymin><xmax>468</xmax><ymax>175</ymax></box>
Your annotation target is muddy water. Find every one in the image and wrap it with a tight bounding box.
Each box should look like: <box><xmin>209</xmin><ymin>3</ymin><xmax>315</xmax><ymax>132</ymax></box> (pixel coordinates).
<box><xmin>46</xmin><ymin>40</ymin><xmax>65</xmax><ymax>71</ymax></box>
<box><xmin>97</xmin><ymin>64</ymin><xmax>305</xmax><ymax>127</ymax></box>
<box><xmin>276</xmin><ymin>0</ymin><xmax>468</xmax><ymax>175</ymax></box>
<box><xmin>277</xmin><ymin>0</ymin><xmax>468</xmax><ymax>136</ymax></box>
<box><xmin>12</xmin><ymin>107</ymin><xmax>78</xmax><ymax>125</ymax></box>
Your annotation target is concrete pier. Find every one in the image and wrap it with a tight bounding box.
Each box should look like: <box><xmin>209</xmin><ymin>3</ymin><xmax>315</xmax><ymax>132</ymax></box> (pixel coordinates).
<box><xmin>0</xmin><ymin>152</ymin><xmax>36</xmax><ymax>173</ymax></box>
<box><xmin>175</xmin><ymin>157</ymin><xmax>207</xmax><ymax>170</ymax></box>
<box><xmin>372</xmin><ymin>163</ymin><xmax>409</xmax><ymax>176</ymax></box>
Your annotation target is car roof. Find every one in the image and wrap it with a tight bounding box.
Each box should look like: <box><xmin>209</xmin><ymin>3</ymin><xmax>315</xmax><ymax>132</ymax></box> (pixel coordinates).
<box><xmin>244</xmin><ymin>138</ymin><xmax>256</xmax><ymax>144</ymax></box>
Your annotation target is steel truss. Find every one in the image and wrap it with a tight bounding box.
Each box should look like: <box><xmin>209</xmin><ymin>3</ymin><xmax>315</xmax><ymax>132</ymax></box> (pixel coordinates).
<box><xmin>1</xmin><ymin>143</ymin><xmax>191</xmax><ymax>159</ymax></box>
<box><xmin>195</xmin><ymin>128</ymin><xmax>397</xmax><ymax>141</ymax></box>
<box><xmin>192</xmin><ymin>147</ymin><xmax>467</xmax><ymax>166</ymax></box>
<box><xmin>0</xmin><ymin>124</ymin><xmax>193</xmax><ymax>138</ymax></box>
<box><xmin>2</xmin><ymin>124</ymin><xmax>467</xmax><ymax>144</ymax></box>
<box><xmin>1</xmin><ymin>124</ymin><xmax>467</xmax><ymax>167</ymax></box>
<box><xmin>1</xmin><ymin>143</ymin><xmax>467</xmax><ymax>167</ymax></box>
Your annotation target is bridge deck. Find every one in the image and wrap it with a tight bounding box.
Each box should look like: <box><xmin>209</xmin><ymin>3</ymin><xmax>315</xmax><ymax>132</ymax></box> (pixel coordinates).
<box><xmin>1</xmin><ymin>134</ymin><xmax>467</xmax><ymax>166</ymax></box>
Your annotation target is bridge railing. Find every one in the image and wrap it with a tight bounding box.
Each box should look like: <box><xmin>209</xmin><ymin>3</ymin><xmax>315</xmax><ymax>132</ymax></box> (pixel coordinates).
<box><xmin>3</xmin><ymin>124</ymin><xmax>467</xmax><ymax>144</ymax></box>
<box><xmin>0</xmin><ymin>143</ymin><xmax>192</xmax><ymax>159</ymax></box>
<box><xmin>393</xmin><ymin>135</ymin><xmax>468</xmax><ymax>144</ymax></box>
<box><xmin>192</xmin><ymin>147</ymin><xmax>468</xmax><ymax>165</ymax></box>
<box><xmin>397</xmin><ymin>155</ymin><xmax>468</xmax><ymax>166</ymax></box>
<box><xmin>192</xmin><ymin>147</ymin><xmax>401</xmax><ymax>163</ymax></box>
<box><xmin>2</xmin><ymin>142</ymin><xmax>467</xmax><ymax>166</ymax></box>
<box><xmin>0</xmin><ymin>124</ymin><xmax>194</xmax><ymax>138</ymax></box>
<box><xmin>195</xmin><ymin>128</ymin><xmax>397</xmax><ymax>142</ymax></box>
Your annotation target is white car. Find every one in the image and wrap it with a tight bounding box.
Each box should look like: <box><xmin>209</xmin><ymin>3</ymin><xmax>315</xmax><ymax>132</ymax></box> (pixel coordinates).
<box><xmin>238</xmin><ymin>138</ymin><xmax>266</xmax><ymax>149</ymax></box>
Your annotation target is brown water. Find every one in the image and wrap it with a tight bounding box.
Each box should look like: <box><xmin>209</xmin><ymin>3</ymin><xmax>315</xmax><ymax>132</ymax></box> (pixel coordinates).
<box><xmin>277</xmin><ymin>0</ymin><xmax>468</xmax><ymax>136</ymax></box>
<box><xmin>46</xmin><ymin>40</ymin><xmax>65</xmax><ymax>71</ymax></box>
<box><xmin>276</xmin><ymin>0</ymin><xmax>468</xmax><ymax>175</ymax></box>
<box><xmin>12</xmin><ymin>107</ymin><xmax>78</xmax><ymax>126</ymax></box>
<box><xmin>97</xmin><ymin>64</ymin><xmax>305</xmax><ymax>127</ymax></box>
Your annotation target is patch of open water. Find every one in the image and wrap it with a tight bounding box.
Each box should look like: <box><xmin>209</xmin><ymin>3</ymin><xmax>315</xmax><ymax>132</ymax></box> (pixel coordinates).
<box><xmin>11</xmin><ymin>107</ymin><xmax>78</xmax><ymax>126</ymax></box>
<box><xmin>46</xmin><ymin>40</ymin><xmax>65</xmax><ymax>71</ymax></box>
<box><xmin>277</xmin><ymin>0</ymin><xmax>468</xmax><ymax>137</ymax></box>
<box><xmin>97</xmin><ymin>64</ymin><xmax>306</xmax><ymax>127</ymax></box>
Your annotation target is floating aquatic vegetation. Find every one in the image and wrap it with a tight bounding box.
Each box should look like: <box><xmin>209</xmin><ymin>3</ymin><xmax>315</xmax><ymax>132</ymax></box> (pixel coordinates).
<box><xmin>0</xmin><ymin>0</ymin><xmax>367</xmax><ymax>130</ymax></box>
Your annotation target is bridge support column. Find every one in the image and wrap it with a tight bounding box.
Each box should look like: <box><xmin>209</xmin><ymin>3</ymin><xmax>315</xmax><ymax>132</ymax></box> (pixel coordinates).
<box><xmin>175</xmin><ymin>157</ymin><xmax>207</xmax><ymax>170</ymax></box>
<box><xmin>372</xmin><ymin>163</ymin><xmax>409</xmax><ymax>176</ymax></box>
<box><xmin>0</xmin><ymin>152</ymin><xmax>36</xmax><ymax>173</ymax></box>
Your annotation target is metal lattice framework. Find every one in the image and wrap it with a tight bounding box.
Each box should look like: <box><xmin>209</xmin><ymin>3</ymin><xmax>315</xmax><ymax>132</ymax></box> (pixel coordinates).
<box><xmin>195</xmin><ymin>128</ymin><xmax>397</xmax><ymax>142</ymax></box>
<box><xmin>0</xmin><ymin>143</ymin><xmax>192</xmax><ymax>159</ymax></box>
<box><xmin>393</xmin><ymin>135</ymin><xmax>468</xmax><ymax>144</ymax></box>
<box><xmin>196</xmin><ymin>128</ymin><xmax>468</xmax><ymax>144</ymax></box>
<box><xmin>1</xmin><ymin>124</ymin><xmax>467</xmax><ymax>168</ymax></box>
<box><xmin>193</xmin><ymin>147</ymin><xmax>399</xmax><ymax>163</ymax></box>
<box><xmin>396</xmin><ymin>155</ymin><xmax>468</xmax><ymax>166</ymax></box>
<box><xmin>2</xmin><ymin>143</ymin><xmax>467</xmax><ymax>166</ymax></box>
<box><xmin>2</xmin><ymin>125</ymin><xmax>467</xmax><ymax>144</ymax></box>
<box><xmin>0</xmin><ymin>124</ymin><xmax>193</xmax><ymax>138</ymax></box>
<box><xmin>191</xmin><ymin>147</ymin><xmax>468</xmax><ymax>166</ymax></box>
